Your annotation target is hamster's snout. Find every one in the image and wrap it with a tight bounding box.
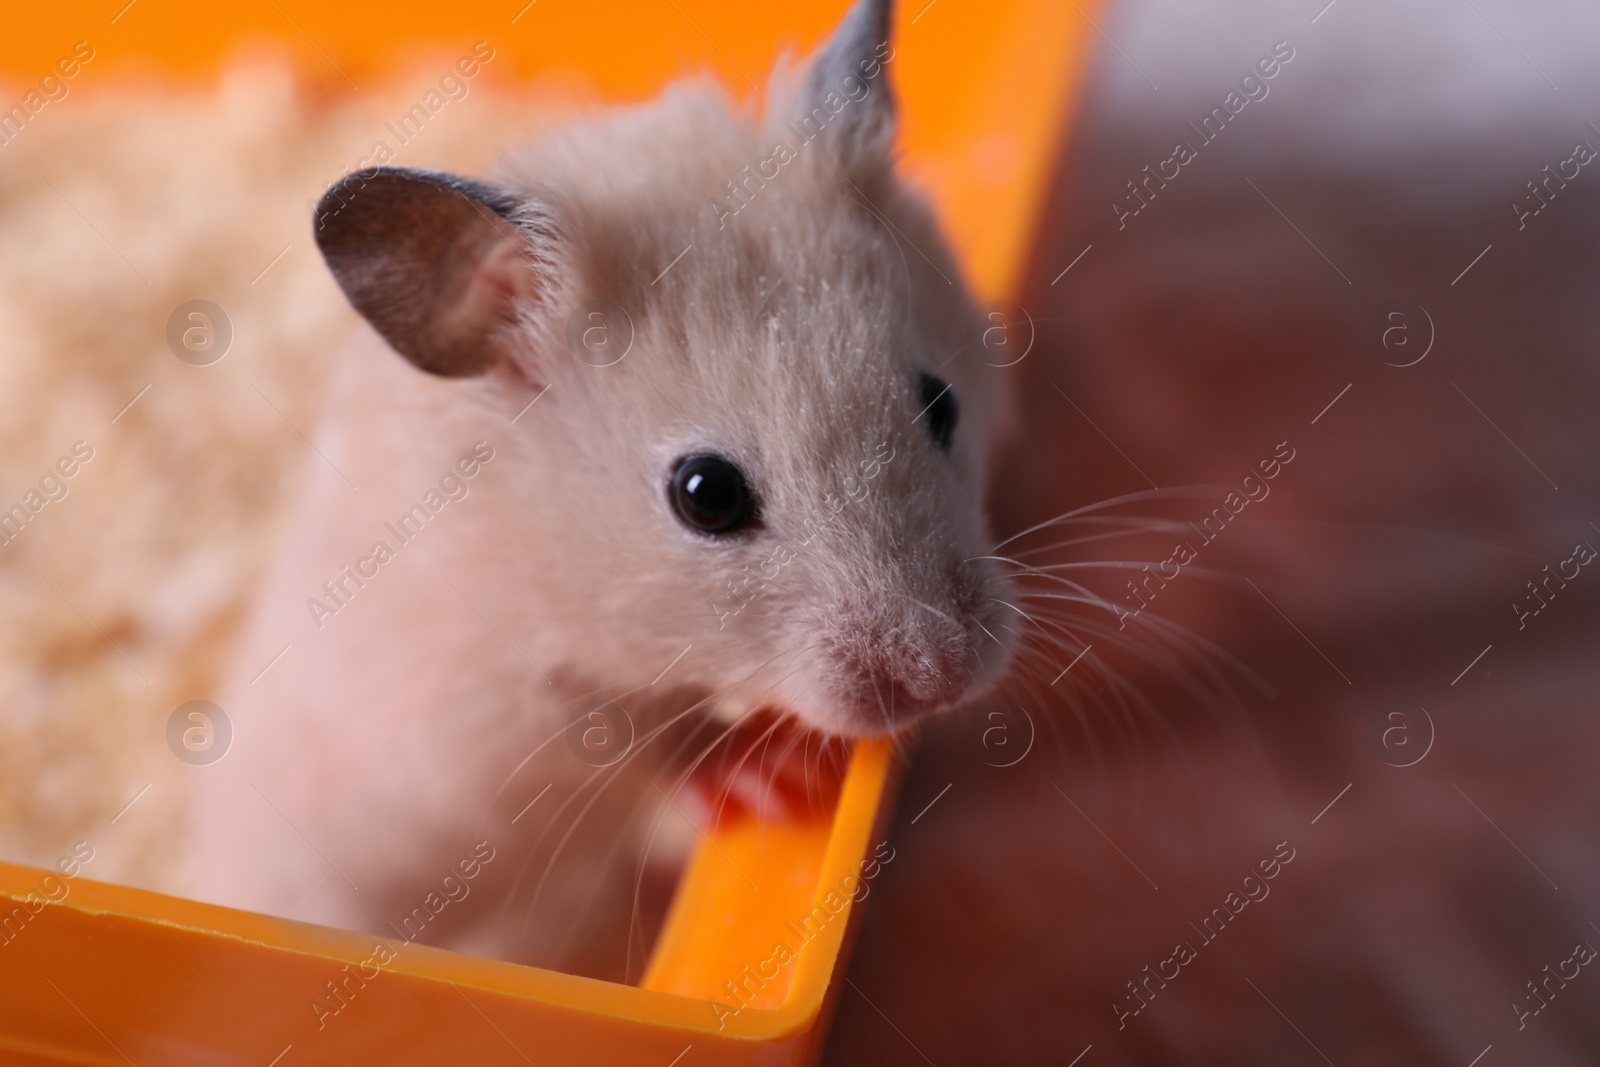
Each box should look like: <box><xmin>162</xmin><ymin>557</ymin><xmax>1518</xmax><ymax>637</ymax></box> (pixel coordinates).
<box><xmin>803</xmin><ymin>569</ymin><xmax>1013</xmax><ymax>735</ymax></box>
<box><xmin>852</xmin><ymin>640</ymin><xmax>972</xmax><ymax>722</ymax></box>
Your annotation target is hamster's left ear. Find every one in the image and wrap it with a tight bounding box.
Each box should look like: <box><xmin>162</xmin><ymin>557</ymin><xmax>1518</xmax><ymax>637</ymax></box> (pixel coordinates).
<box><xmin>783</xmin><ymin>0</ymin><xmax>897</xmax><ymax>176</ymax></box>
<box><xmin>313</xmin><ymin>166</ymin><xmax>555</xmax><ymax>378</ymax></box>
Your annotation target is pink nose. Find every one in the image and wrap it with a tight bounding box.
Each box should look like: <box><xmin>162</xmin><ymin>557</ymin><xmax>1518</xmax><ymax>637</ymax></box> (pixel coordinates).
<box><xmin>867</xmin><ymin>674</ymin><xmax>943</xmax><ymax>719</ymax></box>
<box><xmin>815</xmin><ymin>590</ymin><xmax>990</xmax><ymax>730</ymax></box>
<box><xmin>847</xmin><ymin>646</ymin><xmax>972</xmax><ymax>726</ymax></box>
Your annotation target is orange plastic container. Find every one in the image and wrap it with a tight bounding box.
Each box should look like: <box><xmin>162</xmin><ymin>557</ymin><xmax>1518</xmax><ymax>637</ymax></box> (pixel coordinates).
<box><xmin>0</xmin><ymin>740</ymin><xmax>898</xmax><ymax>1066</ymax></box>
<box><xmin>0</xmin><ymin>1</ymin><xmax>1097</xmax><ymax>1062</ymax></box>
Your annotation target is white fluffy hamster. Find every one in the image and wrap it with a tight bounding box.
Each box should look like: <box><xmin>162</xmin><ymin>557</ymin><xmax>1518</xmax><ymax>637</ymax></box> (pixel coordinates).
<box><xmin>186</xmin><ymin>0</ymin><xmax>1017</xmax><ymax>975</ymax></box>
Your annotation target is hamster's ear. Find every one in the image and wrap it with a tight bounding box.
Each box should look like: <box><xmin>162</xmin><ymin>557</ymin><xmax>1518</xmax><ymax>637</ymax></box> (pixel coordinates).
<box><xmin>788</xmin><ymin>0</ymin><xmax>896</xmax><ymax>175</ymax></box>
<box><xmin>313</xmin><ymin>166</ymin><xmax>553</xmax><ymax>378</ymax></box>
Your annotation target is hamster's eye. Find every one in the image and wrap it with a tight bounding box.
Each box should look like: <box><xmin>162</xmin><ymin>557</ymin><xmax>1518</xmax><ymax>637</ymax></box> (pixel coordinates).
<box><xmin>918</xmin><ymin>373</ymin><xmax>959</xmax><ymax>451</ymax></box>
<box><xmin>669</xmin><ymin>455</ymin><xmax>758</xmax><ymax>535</ymax></box>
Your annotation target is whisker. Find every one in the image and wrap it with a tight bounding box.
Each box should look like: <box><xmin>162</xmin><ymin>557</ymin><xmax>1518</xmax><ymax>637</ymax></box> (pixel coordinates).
<box><xmin>989</xmin><ymin>485</ymin><xmax>1238</xmax><ymax>554</ymax></box>
<box><xmin>887</xmin><ymin>592</ymin><xmax>962</xmax><ymax>629</ymax></box>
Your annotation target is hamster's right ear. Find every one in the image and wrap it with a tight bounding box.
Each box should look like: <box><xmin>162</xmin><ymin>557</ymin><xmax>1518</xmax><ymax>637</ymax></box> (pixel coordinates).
<box><xmin>789</xmin><ymin>0</ymin><xmax>896</xmax><ymax>177</ymax></box>
<box><xmin>313</xmin><ymin>166</ymin><xmax>554</xmax><ymax>378</ymax></box>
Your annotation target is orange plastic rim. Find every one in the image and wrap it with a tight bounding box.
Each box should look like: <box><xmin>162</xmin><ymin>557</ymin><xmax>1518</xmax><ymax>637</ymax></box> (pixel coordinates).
<box><xmin>0</xmin><ymin>739</ymin><xmax>896</xmax><ymax>1066</ymax></box>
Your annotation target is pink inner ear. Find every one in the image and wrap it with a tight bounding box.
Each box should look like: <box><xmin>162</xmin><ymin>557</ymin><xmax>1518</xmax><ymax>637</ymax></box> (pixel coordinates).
<box><xmin>421</xmin><ymin>233</ymin><xmax>537</xmax><ymax>377</ymax></box>
<box><xmin>473</xmin><ymin>241</ymin><xmax>524</xmax><ymax>303</ymax></box>
<box><xmin>474</xmin><ymin>237</ymin><xmax>533</xmax><ymax>311</ymax></box>
<box><xmin>449</xmin><ymin>236</ymin><xmax>537</xmax><ymax>354</ymax></box>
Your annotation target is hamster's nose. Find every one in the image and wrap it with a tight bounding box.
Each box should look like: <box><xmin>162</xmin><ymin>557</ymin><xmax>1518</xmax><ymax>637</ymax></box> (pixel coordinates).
<box><xmin>839</xmin><ymin>630</ymin><xmax>977</xmax><ymax>727</ymax></box>
<box><xmin>864</xmin><ymin>672</ymin><xmax>950</xmax><ymax>720</ymax></box>
<box><xmin>808</xmin><ymin>587</ymin><xmax>996</xmax><ymax>732</ymax></box>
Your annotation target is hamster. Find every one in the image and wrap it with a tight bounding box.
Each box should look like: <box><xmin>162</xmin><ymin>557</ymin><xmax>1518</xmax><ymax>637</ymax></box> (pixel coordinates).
<box><xmin>185</xmin><ymin>0</ymin><xmax>1016</xmax><ymax>977</ymax></box>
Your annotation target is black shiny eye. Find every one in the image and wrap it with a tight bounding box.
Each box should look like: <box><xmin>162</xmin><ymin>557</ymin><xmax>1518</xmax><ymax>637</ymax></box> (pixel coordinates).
<box><xmin>669</xmin><ymin>455</ymin><xmax>758</xmax><ymax>534</ymax></box>
<box><xmin>918</xmin><ymin>373</ymin><xmax>958</xmax><ymax>451</ymax></box>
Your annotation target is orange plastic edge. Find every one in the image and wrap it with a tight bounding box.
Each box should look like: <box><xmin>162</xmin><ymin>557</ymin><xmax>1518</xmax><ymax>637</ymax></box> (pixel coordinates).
<box><xmin>0</xmin><ymin>740</ymin><xmax>896</xmax><ymax>1066</ymax></box>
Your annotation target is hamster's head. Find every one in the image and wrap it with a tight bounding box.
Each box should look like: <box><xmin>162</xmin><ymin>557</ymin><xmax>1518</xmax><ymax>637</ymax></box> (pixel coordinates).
<box><xmin>313</xmin><ymin>0</ymin><xmax>1019</xmax><ymax>738</ymax></box>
